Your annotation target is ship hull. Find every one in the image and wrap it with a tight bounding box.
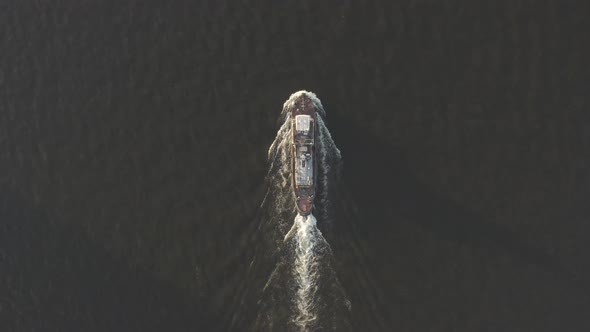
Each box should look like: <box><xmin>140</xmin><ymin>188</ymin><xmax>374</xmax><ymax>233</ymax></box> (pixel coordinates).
<box><xmin>291</xmin><ymin>95</ymin><xmax>317</xmax><ymax>216</ymax></box>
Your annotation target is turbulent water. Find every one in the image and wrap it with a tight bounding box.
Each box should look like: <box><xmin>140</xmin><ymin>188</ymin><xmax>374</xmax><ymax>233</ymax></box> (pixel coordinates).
<box><xmin>230</xmin><ymin>91</ymin><xmax>351</xmax><ymax>331</ymax></box>
<box><xmin>287</xmin><ymin>214</ymin><xmax>321</xmax><ymax>329</ymax></box>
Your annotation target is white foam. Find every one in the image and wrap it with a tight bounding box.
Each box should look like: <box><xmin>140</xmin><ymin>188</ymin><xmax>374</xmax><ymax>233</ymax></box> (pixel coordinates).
<box><xmin>281</xmin><ymin>90</ymin><xmax>327</xmax><ymax>120</ymax></box>
<box><xmin>292</xmin><ymin>214</ymin><xmax>320</xmax><ymax>329</ymax></box>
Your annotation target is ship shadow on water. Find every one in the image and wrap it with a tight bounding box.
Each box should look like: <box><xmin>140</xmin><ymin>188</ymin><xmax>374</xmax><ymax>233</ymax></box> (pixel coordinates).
<box><xmin>328</xmin><ymin>112</ymin><xmax>569</xmax><ymax>270</ymax></box>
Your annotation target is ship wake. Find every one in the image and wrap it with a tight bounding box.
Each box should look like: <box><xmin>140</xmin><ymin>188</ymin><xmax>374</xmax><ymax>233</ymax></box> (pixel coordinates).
<box><xmin>230</xmin><ymin>91</ymin><xmax>351</xmax><ymax>331</ymax></box>
<box><xmin>284</xmin><ymin>214</ymin><xmax>322</xmax><ymax>329</ymax></box>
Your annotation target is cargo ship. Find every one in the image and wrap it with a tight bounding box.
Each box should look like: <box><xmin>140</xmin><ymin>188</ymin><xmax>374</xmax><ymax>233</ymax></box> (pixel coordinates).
<box><xmin>291</xmin><ymin>94</ymin><xmax>317</xmax><ymax>216</ymax></box>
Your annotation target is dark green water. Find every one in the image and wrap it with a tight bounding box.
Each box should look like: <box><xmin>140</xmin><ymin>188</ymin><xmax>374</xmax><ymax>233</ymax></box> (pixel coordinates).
<box><xmin>1</xmin><ymin>1</ymin><xmax>589</xmax><ymax>331</ymax></box>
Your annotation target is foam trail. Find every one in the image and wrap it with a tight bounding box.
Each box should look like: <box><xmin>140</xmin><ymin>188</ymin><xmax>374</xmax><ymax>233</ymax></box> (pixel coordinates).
<box><xmin>291</xmin><ymin>214</ymin><xmax>320</xmax><ymax>329</ymax></box>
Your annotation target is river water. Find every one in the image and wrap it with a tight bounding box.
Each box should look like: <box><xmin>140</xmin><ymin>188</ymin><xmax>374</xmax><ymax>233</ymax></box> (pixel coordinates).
<box><xmin>1</xmin><ymin>1</ymin><xmax>589</xmax><ymax>331</ymax></box>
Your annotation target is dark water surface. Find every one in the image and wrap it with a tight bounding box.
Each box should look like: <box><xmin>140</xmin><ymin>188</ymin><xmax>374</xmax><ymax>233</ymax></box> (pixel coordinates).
<box><xmin>1</xmin><ymin>1</ymin><xmax>589</xmax><ymax>331</ymax></box>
